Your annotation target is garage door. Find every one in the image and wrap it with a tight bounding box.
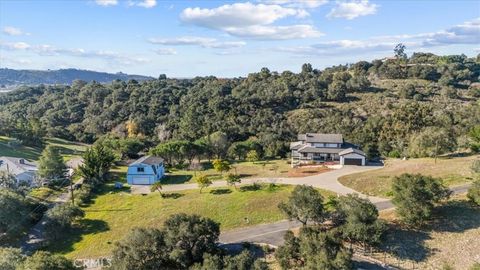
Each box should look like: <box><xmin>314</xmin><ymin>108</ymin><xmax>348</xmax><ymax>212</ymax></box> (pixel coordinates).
<box><xmin>132</xmin><ymin>176</ymin><xmax>150</xmax><ymax>185</ymax></box>
<box><xmin>344</xmin><ymin>158</ymin><xmax>363</xmax><ymax>166</ymax></box>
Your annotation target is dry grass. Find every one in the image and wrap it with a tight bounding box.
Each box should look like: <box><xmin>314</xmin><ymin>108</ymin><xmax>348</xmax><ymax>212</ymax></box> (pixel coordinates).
<box><xmin>338</xmin><ymin>155</ymin><xmax>478</xmax><ymax>197</ymax></box>
<box><xmin>377</xmin><ymin>195</ymin><xmax>480</xmax><ymax>270</ymax></box>
<box><xmin>287</xmin><ymin>166</ymin><xmax>331</xmax><ymax>177</ymax></box>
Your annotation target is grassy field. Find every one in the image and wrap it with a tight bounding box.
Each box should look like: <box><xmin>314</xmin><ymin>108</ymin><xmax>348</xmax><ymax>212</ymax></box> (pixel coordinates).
<box><xmin>0</xmin><ymin>136</ymin><xmax>88</xmax><ymax>161</ymax></box>
<box><xmin>377</xmin><ymin>194</ymin><xmax>480</xmax><ymax>270</ymax></box>
<box><xmin>338</xmin><ymin>155</ymin><xmax>478</xmax><ymax>198</ymax></box>
<box><xmin>49</xmin><ymin>183</ymin><xmax>334</xmax><ymax>259</ymax></box>
<box><xmin>163</xmin><ymin>160</ymin><xmax>292</xmax><ymax>184</ymax></box>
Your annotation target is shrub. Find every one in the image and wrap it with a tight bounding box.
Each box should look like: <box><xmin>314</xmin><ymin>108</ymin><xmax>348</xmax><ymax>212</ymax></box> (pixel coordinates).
<box><xmin>226</xmin><ymin>173</ymin><xmax>241</xmax><ymax>189</ymax></box>
<box><xmin>467</xmin><ymin>181</ymin><xmax>480</xmax><ymax>206</ymax></box>
<box><xmin>392</xmin><ymin>174</ymin><xmax>451</xmax><ymax>226</ymax></box>
<box><xmin>44</xmin><ymin>204</ymin><xmax>84</xmax><ymax>240</ymax></box>
<box><xmin>21</xmin><ymin>251</ymin><xmax>76</xmax><ymax>270</ymax></box>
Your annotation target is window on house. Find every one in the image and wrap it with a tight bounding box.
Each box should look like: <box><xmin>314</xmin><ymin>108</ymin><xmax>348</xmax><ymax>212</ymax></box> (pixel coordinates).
<box><xmin>137</xmin><ymin>167</ymin><xmax>144</xmax><ymax>173</ymax></box>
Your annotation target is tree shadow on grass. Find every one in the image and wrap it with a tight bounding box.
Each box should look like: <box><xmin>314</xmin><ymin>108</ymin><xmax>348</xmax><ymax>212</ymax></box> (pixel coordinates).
<box><xmin>239</xmin><ymin>184</ymin><xmax>262</xmax><ymax>192</ymax></box>
<box><xmin>162</xmin><ymin>175</ymin><xmax>193</xmax><ymax>185</ymax></box>
<box><xmin>93</xmin><ymin>183</ymin><xmax>131</xmax><ymax>196</ymax></box>
<box><xmin>210</xmin><ymin>188</ymin><xmax>232</xmax><ymax>195</ymax></box>
<box><xmin>379</xmin><ymin>224</ymin><xmax>432</xmax><ymax>262</ymax></box>
<box><xmin>161</xmin><ymin>193</ymin><xmax>184</xmax><ymax>199</ymax></box>
<box><xmin>47</xmin><ymin>219</ymin><xmax>109</xmax><ymax>254</ymax></box>
<box><xmin>428</xmin><ymin>200</ymin><xmax>480</xmax><ymax>233</ymax></box>
<box><xmin>379</xmin><ymin>199</ymin><xmax>480</xmax><ymax>262</ymax></box>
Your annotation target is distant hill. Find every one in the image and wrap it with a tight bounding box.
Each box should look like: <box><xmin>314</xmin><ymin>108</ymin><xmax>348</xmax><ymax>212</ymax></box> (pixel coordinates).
<box><xmin>0</xmin><ymin>68</ymin><xmax>153</xmax><ymax>87</ymax></box>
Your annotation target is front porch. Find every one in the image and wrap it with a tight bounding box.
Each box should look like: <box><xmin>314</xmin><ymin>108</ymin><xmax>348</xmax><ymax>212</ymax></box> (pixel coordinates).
<box><xmin>291</xmin><ymin>152</ymin><xmax>340</xmax><ymax>167</ymax></box>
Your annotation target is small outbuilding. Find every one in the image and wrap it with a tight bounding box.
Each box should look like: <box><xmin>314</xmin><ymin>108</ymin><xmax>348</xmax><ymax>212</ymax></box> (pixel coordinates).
<box><xmin>339</xmin><ymin>148</ymin><xmax>366</xmax><ymax>166</ymax></box>
<box><xmin>127</xmin><ymin>156</ymin><xmax>165</xmax><ymax>185</ymax></box>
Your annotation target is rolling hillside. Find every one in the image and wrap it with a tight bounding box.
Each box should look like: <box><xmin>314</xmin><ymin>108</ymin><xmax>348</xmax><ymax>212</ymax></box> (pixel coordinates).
<box><xmin>0</xmin><ymin>68</ymin><xmax>153</xmax><ymax>87</ymax></box>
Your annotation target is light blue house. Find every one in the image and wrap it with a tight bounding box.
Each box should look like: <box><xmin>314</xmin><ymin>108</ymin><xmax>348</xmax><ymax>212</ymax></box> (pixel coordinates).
<box><xmin>127</xmin><ymin>156</ymin><xmax>165</xmax><ymax>185</ymax></box>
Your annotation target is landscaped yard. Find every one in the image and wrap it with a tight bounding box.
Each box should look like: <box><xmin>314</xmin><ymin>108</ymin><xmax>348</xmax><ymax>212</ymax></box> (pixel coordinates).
<box><xmin>338</xmin><ymin>155</ymin><xmax>478</xmax><ymax>198</ymax></box>
<box><xmin>163</xmin><ymin>159</ymin><xmax>291</xmax><ymax>184</ymax></box>
<box><xmin>377</xmin><ymin>194</ymin><xmax>480</xmax><ymax>270</ymax></box>
<box><xmin>163</xmin><ymin>159</ymin><xmax>330</xmax><ymax>184</ymax></box>
<box><xmin>49</xmin><ymin>183</ymin><xmax>334</xmax><ymax>259</ymax></box>
<box><xmin>0</xmin><ymin>136</ymin><xmax>87</xmax><ymax>161</ymax></box>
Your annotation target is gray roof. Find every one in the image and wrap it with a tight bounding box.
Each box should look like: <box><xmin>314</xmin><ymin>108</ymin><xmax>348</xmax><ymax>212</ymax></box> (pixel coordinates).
<box><xmin>0</xmin><ymin>156</ymin><xmax>37</xmax><ymax>176</ymax></box>
<box><xmin>297</xmin><ymin>146</ymin><xmax>344</xmax><ymax>154</ymax></box>
<box><xmin>131</xmin><ymin>155</ymin><xmax>163</xmax><ymax>166</ymax></box>
<box><xmin>339</xmin><ymin>148</ymin><xmax>366</xmax><ymax>156</ymax></box>
<box><xmin>297</xmin><ymin>133</ymin><xmax>344</xmax><ymax>144</ymax></box>
<box><xmin>290</xmin><ymin>141</ymin><xmax>303</xmax><ymax>150</ymax></box>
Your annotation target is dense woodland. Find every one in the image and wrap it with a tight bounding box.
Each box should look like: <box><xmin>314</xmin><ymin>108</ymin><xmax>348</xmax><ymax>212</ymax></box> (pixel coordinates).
<box><xmin>0</xmin><ymin>68</ymin><xmax>152</xmax><ymax>87</ymax></box>
<box><xmin>1</xmin><ymin>50</ymin><xmax>479</xmax><ymax>159</ymax></box>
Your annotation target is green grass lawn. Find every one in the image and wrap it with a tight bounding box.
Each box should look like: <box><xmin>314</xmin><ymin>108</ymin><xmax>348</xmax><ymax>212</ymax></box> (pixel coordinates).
<box><xmin>28</xmin><ymin>187</ymin><xmax>63</xmax><ymax>202</ymax></box>
<box><xmin>0</xmin><ymin>136</ymin><xmax>88</xmax><ymax>161</ymax></box>
<box><xmin>49</xmin><ymin>183</ymin><xmax>334</xmax><ymax>259</ymax></box>
<box><xmin>163</xmin><ymin>159</ymin><xmax>292</xmax><ymax>184</ymax></box>
<box><xmin>338</xmin><ymin>155</ymin><xmax>478</xmax><ymax>198</ymax></box>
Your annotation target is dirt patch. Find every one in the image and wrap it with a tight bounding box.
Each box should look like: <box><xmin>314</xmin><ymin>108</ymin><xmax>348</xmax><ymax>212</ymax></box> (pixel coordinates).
<box><xmin>377</xmin><ymin>195</ymin><xmax>480</xmax><ymax>269</ymax></box>
<box><xmin>287</xmin><ymin>166</ymin><xmax>331</xmax><ymax>177</ymax></box>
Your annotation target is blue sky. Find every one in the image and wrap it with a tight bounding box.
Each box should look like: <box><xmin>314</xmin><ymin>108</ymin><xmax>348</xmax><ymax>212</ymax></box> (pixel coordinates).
<box><xmin>0</xmin><ymin>0</ymin><xmax>479</xmax><ymax>77</ymax></box>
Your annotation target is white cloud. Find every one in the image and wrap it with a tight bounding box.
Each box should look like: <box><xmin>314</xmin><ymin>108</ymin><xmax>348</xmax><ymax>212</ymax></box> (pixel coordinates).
<box><xmin>154</xmin><ymin>48</ymin><xmax>177</xmax><ymax>55</ymax></box>
<box><xmin>328</xmin><ymin>0</ymin><xmax>378</xmax><ymax>20</ymax></box>
<box><xmin>2</xmin><ymin>26</ymin><xmax>28</xmax><ymax>36</ymax></box>
<box><xmin>95</xmin><ymin>0</ymin><xmax>118</xmax><ymax>6</ymax></box>
<box><xmin>128</xmin><ymin>0</ymin><xmax>157</xmax><ymax>8</ymax></box>
<box><xmin>276</xmin><ymin>18</ymin><xmax>480</xmax><ymax>56</ymax></box>
<box><xmin>422</xmin><ymin>18</ymin><xmax>480</xmax><ymax>46</ymax></box>
<box><xmin>181</xmin><ymin>2</ymin><xmax>305</xmax><ymax>28</ymax></box>
<box><xmin>148</xmin><ymin>36</ymin><xmax>246</xmax><ymax>49</ymax></box>
<box><xmin>1</xmin><ymin>41</ymin><xmax>31</xmax><ymax>50</ymax></box>
<box><xmin>1</xmin><ymin>41</ymin><xmax>148</xmax><ymax>65</ymax></box>
<box><xmin>180</xmin><ymin>2</ymin><xmax>320</xmax><ymax>39</ymax></box>
<box><xmin>262</xmin><ymin>0</ymin><xmax>328</xmax><ymax>9</ymax></box>
<box><xmin>225</xmin><ymin>24</ymin><xmax>322</xmax><ymax>39</ymax></box>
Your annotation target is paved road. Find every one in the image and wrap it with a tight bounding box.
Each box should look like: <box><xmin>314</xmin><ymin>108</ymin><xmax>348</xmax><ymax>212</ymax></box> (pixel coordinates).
<box><xmin>219</xmin><ymin>183</ymin><xmax>472</xmax><ymax>246</ymax></box>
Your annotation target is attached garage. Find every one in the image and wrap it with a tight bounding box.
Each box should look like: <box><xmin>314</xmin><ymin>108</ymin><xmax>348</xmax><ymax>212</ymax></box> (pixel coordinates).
<box><xmin>339</xmin><ymin>148</ymin><xmax>366</xmax><ymax>166</ymax></box>
<box><xmin>130</xmin><ymin>176</ymin><xmax>152</xmax><ymax>185</ymax></box>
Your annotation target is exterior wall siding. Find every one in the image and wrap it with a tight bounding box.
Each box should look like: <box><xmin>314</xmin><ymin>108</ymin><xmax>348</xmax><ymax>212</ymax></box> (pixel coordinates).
<box><xmin>127</xmin><ymin>164</ymin><xmax>165</xmax><ymax>185</ymax></box>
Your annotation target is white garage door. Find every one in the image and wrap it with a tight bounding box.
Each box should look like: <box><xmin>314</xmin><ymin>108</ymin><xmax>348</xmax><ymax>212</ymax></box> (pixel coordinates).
<box><xmin>132</xmin><ymin>176</ymin><xmax>150</xmax><ymax>185</ymax></box>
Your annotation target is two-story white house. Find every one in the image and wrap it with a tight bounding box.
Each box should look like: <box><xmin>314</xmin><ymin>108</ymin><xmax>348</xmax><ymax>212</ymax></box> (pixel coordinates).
<box><xmin>0</xmin><ymin>156</ymin><xmax>38</xmax><ymax>185</ymax></box>
<box><xmin>126</xmin><ymin>156</ymin><xmax>165</xmax><ymax>185</ymax></box>
<box><xmin>290</xmin><ymin>133</ymin><xmax>366</xmax><ymax>167</ymax></box>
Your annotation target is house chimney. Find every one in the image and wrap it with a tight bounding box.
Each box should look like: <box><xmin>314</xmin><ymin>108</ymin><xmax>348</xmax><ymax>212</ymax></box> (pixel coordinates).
<box><xmin>19</xmin><ymin>159</ymin><xmax>25</xmax><ymax>164</ymax></box>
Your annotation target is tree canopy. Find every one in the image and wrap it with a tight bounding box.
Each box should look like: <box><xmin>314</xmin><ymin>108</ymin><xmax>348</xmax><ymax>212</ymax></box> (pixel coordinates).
<box><xmin>392</xmin><ymin>174</ymin><xmax>451</xmax><ymax>226</ymax></box>
<box><xmin>278</xmin><ymin>185</ymin><xmax>326</xmax><ymax>226</ymax></box>
<box><xmin>1</xmin><ymin>53</ymin><xmax>478</xmax><ymax>160</ymax></box>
